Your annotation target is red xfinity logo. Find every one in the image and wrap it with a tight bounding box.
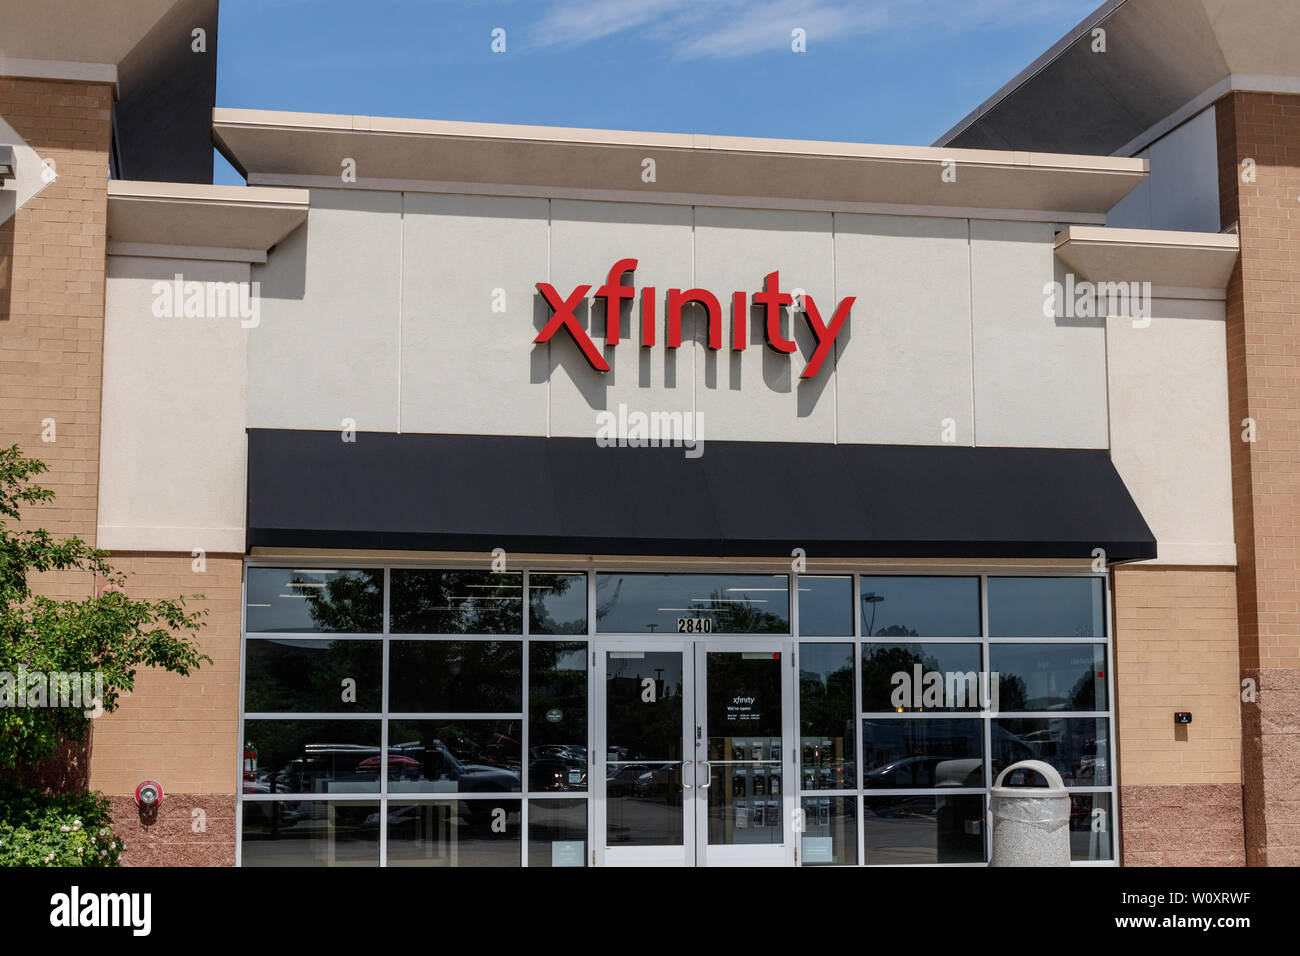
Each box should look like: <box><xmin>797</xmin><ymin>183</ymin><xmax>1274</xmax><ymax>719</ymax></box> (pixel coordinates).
<box><xmin>535</xmin><ymin>259</ymin><xmax>854</xmax><ymax>379</ymax></box>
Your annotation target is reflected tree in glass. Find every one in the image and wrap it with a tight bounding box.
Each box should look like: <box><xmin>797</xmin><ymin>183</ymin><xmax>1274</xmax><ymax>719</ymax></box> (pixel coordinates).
<box><xmin>390</xmin><ymin>571</ymin><xmax>523</xmax><ymax>634</ymax></box>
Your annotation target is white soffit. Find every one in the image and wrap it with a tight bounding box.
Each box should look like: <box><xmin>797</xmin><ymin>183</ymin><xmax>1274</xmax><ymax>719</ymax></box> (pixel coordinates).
<box><xmin>1054</xmin><ymin>226</ymin><xmax>1240</xmax><ymax>290</ymax></box>
<box><xmin>0</xmin><ymin>0</ymin><xmax>181</xmax><ymax>65</ymax></box>
<box><xmin>106</xmin><ymin>181</ymin><xmax>310</xmax><ymax>255</ymax></box>
<box><xmin>213</xmin><ymin>108</ymin><xmax>1148</xmax><ymax>217</ymax></box>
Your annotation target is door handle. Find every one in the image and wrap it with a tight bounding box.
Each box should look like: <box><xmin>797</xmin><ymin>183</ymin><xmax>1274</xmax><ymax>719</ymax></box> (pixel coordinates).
<box><xmin>683</xmin><ymin>762</ymin><xmax>693</xmax><ymax>790</ymax></box>
<box><xmin>697</xmin><ymin>760</ymin><xmax>712</xmax><ymax>789</ymax></box>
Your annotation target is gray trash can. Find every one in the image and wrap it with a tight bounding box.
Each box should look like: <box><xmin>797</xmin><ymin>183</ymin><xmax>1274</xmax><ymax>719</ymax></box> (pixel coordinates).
<box><xmin>988</xmin><ymin>759</ymin><xmax>1071</xmax><ymax>867</ymax></box>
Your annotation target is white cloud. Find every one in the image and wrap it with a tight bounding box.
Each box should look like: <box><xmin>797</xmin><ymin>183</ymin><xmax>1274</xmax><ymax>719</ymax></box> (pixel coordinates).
<box><xmin>532</xmin><ymin>0</ymin><xmax>1092</xmax><ymax>58</ymax></box>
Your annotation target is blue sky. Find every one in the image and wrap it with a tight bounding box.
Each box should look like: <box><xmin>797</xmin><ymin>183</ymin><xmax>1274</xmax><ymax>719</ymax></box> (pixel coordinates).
<box><xmin>214</xmin><ymin>0</ymin><xmax>1099</xmax><ymax>185</ymax></box>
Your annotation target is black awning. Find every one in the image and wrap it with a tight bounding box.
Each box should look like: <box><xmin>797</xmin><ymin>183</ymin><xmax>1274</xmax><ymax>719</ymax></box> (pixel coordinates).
<box><xmin>246</xmin><ymin>429</ymin><xmax>1156</xmax><ymax>561</ymax></box>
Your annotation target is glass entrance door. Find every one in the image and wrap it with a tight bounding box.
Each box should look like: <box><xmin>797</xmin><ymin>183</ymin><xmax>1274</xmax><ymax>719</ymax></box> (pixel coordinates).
<box><xmin>695</xmin><ymin>641</ymin><xmax>794</xmax><ymax>866</ymax></box>
<box><xmin>594</xmin><ymin>639</ymin><xmax>794</xmax><ymax>866</ymax></box>
<box><xmin>596</xmin><ymin>642</ymin><xmax>694</xmax><ymax>866</ymax></box>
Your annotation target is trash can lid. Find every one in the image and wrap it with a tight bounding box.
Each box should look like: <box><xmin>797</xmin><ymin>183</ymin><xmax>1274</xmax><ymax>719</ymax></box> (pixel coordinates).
<box><xmin>991</xmin><ymin>759</ymin><xmax>1068</xmax><ymax>796</ymax></box>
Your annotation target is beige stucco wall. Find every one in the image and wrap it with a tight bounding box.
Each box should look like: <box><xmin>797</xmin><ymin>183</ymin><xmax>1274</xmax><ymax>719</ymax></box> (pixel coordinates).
<box><xmin>1106</xmin><ymin>296</ymin><xmax>1236</xmax><ymax>567</ymax></box>
<box><xmin>98</xmin><ymin>255</ymin><xmax>249</xmax><ymax>553</ymax></box>
<box><xmin>248</xmin><ymin>190</ymin><xmax>1115</xmax><ymax>449</ymax></box>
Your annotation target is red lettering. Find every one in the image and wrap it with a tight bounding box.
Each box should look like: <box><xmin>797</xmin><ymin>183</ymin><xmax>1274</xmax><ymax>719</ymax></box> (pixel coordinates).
<box><xmin>535</xmin><ymin>283</ymin><xmax>607</xmax><ymax>371</ymax></box>
<box><xmin>641</xmin><ymin>287</ymin><xmax>656</xmax><ymax>346</ymax></box>
<box><xmin>667</xmin><ymin>288</ymin><xmax>723</xmax><ymax>350</ymax></box>
<box><xmin>754</xmin><ymin>271</ymin><xmax>795</xmax><ymax>353</ymax></box>
<box><xmin>732</xmin><ymin>292</ymin><xmax>747</xmax><ymax>350</ymax></box>
<box><xmin>534</xmin><ymin>260</ymin><xmax>846</xmax><ymax>379</ymax></box>
<box><xmin>801</xmin><ymin>294</ymin><xmax>854</xmax><ymax>378</ymax></box>
<box><xmin>595</xmin><ymin>258</ymin><xmax>637</xmax><ymax>347</ymax></box>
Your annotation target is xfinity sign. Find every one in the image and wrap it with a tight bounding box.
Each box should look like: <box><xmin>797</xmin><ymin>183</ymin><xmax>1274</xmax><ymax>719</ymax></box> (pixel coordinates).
<box><xmin>535</xmin><ymin>259</ymin><xmax>854</xmax><ymax>379</ymax></box>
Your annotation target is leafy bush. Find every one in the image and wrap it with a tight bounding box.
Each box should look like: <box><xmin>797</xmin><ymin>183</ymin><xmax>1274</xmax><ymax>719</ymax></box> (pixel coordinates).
<box><xmin>0</xmin><ymin>444</ymin><xmax>210</xmax><ymax>769</ymax></box>
<box><xmin>0</xmin><ymin>784</ymin><xmax>123</xmax><ymax>866</ymax></box>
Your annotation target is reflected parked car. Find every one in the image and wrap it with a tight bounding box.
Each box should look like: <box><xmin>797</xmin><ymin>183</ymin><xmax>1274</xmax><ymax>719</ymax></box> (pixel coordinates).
<box><xmin>389</xmin><ymin>739</ymin><xmax>521</xmax><ymax>791</ymax></box>
<box><xmin>606</xmin><ymin>763</ymin><xmax>650</xmax><ymax>798</ymax></box>
<box><xmin>529</xmin><ymin>746</ymin><xmax>587</xmax><ymax>791</ymax></box>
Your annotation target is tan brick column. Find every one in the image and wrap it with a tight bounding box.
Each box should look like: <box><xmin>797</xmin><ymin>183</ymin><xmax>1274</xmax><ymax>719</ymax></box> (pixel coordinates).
<box><xmin>1217</xmin><ymin>91</ymin><xmax>1300</xmax><ymax>866</ymax></box>
<box><xmin>1</xmin><ymin>76</ymin><xmax>112</xmax><ymax>791</ymax></box>
<box><xmin>0</xmin><ymin>76</ymin><xmax>112</xmax><ymax>551</ymax></box>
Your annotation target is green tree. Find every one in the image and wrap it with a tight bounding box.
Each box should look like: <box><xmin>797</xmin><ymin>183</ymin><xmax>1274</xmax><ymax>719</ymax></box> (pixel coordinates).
<box><xmin>0</xmin><ymin>445</ymin><xmax>210</xmax><ymax>770</ymax></box>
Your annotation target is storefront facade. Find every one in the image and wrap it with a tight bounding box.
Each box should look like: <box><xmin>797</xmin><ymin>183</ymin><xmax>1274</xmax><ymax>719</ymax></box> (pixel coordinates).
<box><xmin>3</xmin><ymin>0</ymin><xmax>1295</xmax><ymax>868</ymax></box>
<box><xmin>237</xmin><ymin>562</ymin><xmax>1118</xmax><ymax>867</ymax></box>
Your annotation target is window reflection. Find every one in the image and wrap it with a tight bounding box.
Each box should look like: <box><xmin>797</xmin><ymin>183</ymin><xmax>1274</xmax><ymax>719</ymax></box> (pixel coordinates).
<box><xmin>605</xmin><ymin>651</ymin><xmax>685</xmax><ymax>847</ymax></box>
<box><xmin>596</xmin><ymin>573</ymin><xmax>789</xmax><ymax>634</ymax></box>
<box><xmin>245</xmin><ymin>568</ymin><xmax>383</xmax><ymax>633</ymax></box>
<box><xmin>862</xmin><ymin>643</ymin><xmax>983</xmax><ymax>713</ymax></box>
<box><xmin>388</xmin><ymin>720</ymin><xmax>522</xmax><ymax>792</ymax></box>
<box><xmin>801</xmin><ymin>796</ymin><xmax>857</xmax><ymax>866</ymax></box>
<box><xmin>388</xmin><ymin>641</ymin><xmax>522</xmax><ymax>713</ymax></box>
<box><xmin>529</xmin><ymin>574</ymin><xmax>587</xmax><ymax>634</ymax></box>
<box><xmin>244</xmin><ymin>638</ymin><xmax>382</xmax><ymax>713</ymax></box>
<box><xmin>390</xmin><ymin>570</ymin><xmax>522</xmax><ymax>634</ymax></box>
<box><xmin>862</xmin><ymin>719</ymin><xmax>984</xmax><ymax>788</ymax></box>
<box><xmin>529</xmin><ymin>642</ymin><xmax>588</xmax><ymax>792</ymax></box>
<box><xmin>1068</xmin><ymin>792</ymin><xmax>1113</xmax><ymax>861</ymax></box>
<box><xmin>799</xmin><ymin>643</ymin><xmax>855</xmax><ymax>790</ymax></box>
<box><xmin>798</xmin><ymin>576</ymin><xmax>852</xmax><ymax>636</ymax></box>
<box><xmin>863</xmin><ymin>794</ymin><xmax>985</xmax><ymax>865</ymax></box>
<box><xmin>241</xmin><ymin>720</ymin><xmax>382</xmax><ymax>794</ymax></box>
<box><xmin>859</xmin><ymin>576</ymin><xmax>980</xmax><ymax>637</ymax></box>
<box><xmin>992</xmin><ymin>717</ymin><xmax>1109</xmax><ymax>786</ymax></box>
<box><xmin>990</xmin><ymin>644</ymin><xmax>1107</xmax><ymax>711</ymax></box>
<box><xmin>987</xmin><ymin>576</ymin><xmax>1105</xmax><ymax>637</ymax></box>
<box><xmin>387</xmin><ymin>800</ymin><xmax>521</xmax><ymax>866</ymax></box>
<box><xmin>242</xmin><ymin>800</ymin><xmax>380</xmax><ymax>866</ymax></box>
<box><xmin>528</xmin><ymin>799</ymin><xmax>588</xmax><ymax>867</ymax></box>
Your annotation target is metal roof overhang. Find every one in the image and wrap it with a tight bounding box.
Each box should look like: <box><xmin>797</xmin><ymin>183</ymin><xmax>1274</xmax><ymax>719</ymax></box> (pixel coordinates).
<box><xmin>936</xmin><ymin>0</ymin><xmax>1300</xmax><ymax>155</ymax></box>
<box><xmin>213</xmin><ymin>108</ymin><xmax>1147</xmax><ymax>221</ymax></box>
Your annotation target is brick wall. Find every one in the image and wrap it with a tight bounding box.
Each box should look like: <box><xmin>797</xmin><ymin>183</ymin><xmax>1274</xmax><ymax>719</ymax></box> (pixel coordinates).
<box><xmin>1111</xmin><ymin>565</ymin><xmax>1244</xmax><ymax>866</ymax></box>
<box><xmin>1112</xmin><ymin>566</ymin><xmax>1243</xmax><ymax>786</ymax></box>
<box><xmin>1</xmin><ymin>76</ymin><xmax>113</xmax><ymax>786</ymax></box>
<box><xmin>88</xmin><ymin>552</ymin><xmax>243</xmax><ymax>797</ymax></box>
<box><xmin>88</xmin><ymin>552</ymin><xmax>242</xmax><ymax>867</ymax></box>
<box><xmin>0</xmin><ymin>77</ymin><xmax>112</xmax><ymax>547</ymax></box>
<box><xmin>1216</xmin><ymin>91</ymin><xmax>1300</xmax><ymax>867</ymax></box>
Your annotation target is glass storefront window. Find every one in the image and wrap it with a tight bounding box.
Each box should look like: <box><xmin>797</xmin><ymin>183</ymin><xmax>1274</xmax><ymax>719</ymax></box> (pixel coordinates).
<box><xmin>859</xmin><ymin>575</ymin><xmax>980</xmax><ymax>637</ymax></box>
<box><xmin>529</xmin><ymin>641</ymin><xmax>588</xmax><ymax>792</ymax></box>
<box><xmin>244</xmin><ymin>638</ymin><xmax>382</xmax><ymax>713</ymax></box>
<box><xmin>241</xmin><ymin>800</ymin><xmax>380</xmax><ymax>866</ymax></box>
<box><xmin>799</xmin><ymin>643</ymin><xmax>855</xmax><ymax>790</ymax></box>
<box><xmin>241</xmin><ymin>719</ymin><xmax>382</xmax><ymax>794</ymax></box>
<box><xmin>388</xmin><ymin>640</ymin><xmax>522</xmax><ymax>713</ymax></box>
<box><xmin>245</xmin><ymin>568</ymin><xmax>383</xmax><ymax>633</ymax></box>
<box><xmin>797</xmin><ymin>575</ymin><xmax>852</xmax><ymax>635</ymax></box>
<box><xmin>386</xmin><ymin>800</ymin><xmax>521</xmax><ymax>866</ymax></box>
<box><xmin>987</xmin><ymin>576</ymin><xmax>1105</xmax><ymax>637</ymax></box>
<box><xmin>1067</xmin><ymin>792</ymin><xmax>1113</xmax><ymax>861</ymax></box>
<box><xmin>992</xmin><ymin>717</ymin><xmax>1110</xmax><ymax>787</ymax></box>
<box><xmin>238</xmin><ymin>565</ymin><xmax>1118</xmax><ymax>867</ymax></box>
<box><xmin>595</xmin><ymin>572</ymin><xmax>789</xmax><ymax>634</ymax></box>
<box><xmin>390</xmin><ymin>570</ymin><xmax>523</xmax><ymax>634</ymax></box>
<box><xmin>529</xmin><ymin>573</ymin><xmax>587</xmax><ymax>634</ymax></box>
<box><xmin>989</xmin><ymin>643</ymin><xmax>1108</xmax><ymax>712</ymax></box>
<box><xmin>863</xmin><ymin>794</ymin><xmax>986</xmax><ymax>865</ymax></box>
<box><xmin>800</xmin><ymin>796</ymin><xmax>857</xmax><ymax>866</ymax></box>
<box><xmin>861</xmin><ymin>718</ymin><xmax>984</xmax><ymax>788</ymax></box>
<box><xmin>387</xmin><ymin>720</ymin><xmax>522</xmax><ymax>792</ymax></box>
<box><xmin>527</xmin><ymin>799</ymin><xmax>588</xmax><ymax>867</ymax></box>
<box><xmin>862</xmin><ymin>642</ymin><xmax>984</xmax><ymax>713</ymax></box>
